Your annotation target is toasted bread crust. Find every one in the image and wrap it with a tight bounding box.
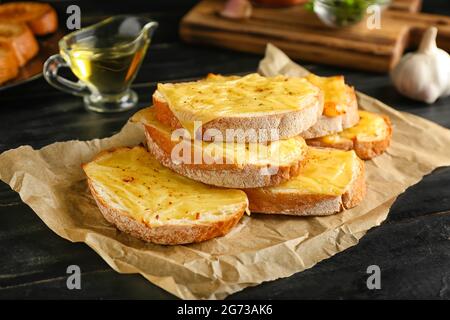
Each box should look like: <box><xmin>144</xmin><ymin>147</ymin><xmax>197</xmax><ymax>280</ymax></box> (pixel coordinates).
<box><xmin>84</xmin><ymin>147</ymin><xmax>247</xmax><ymax>245</ymax></box>
<box><xmin>144</xmin><ymin>127</ymin><xmax>306</xmax><ymax>188</ymax></box>
<box><xmin>300</xmin><ymin>86</ymin><xmax>360</xmax><ymax>139</ymax></box>
<box><xmin>342</xmin><ymin>160</ymin><xmax>366</xmax><ymax>209</ymax></box>
<box><xmin>88</xmin><ymin>179</ymin><xmax>246</xmax><ymax>245</ymax></box>
<box><xmin>0</xmin><ymin>41</ymin><xmax>19</xmax><ymax>84</ymax></box>
<box><xmin>244</xmin><ymin>156</ymin><xmax>366</xmax><ymax>216</ymax></box>
<box><xmin>0</xmin><ymin>22</ymin><xmax>38</xmax><ymax>66</ymax></box>
<box><xmin>27</xmin><ymin>6</ymin><xmax>57</xmax><ymax>35</ymax></box>
<box><xmin>153</xmin><ymin>90</ymin><xmax>324</xmax><ymax>143</ymax></box>
<box><xmin>353</xmin><ymin>115</ymin><xmax>392</xmax><ymax>160</ymax></box>
<box><xmin>307</xmin><ymin>115</ymin><xmax>392</xmax><ymax>160</ymax></box>
<box><xmin>0</xmin><ymin>2</ymin><xmax>58</xmax><ymax>35</ymax></box>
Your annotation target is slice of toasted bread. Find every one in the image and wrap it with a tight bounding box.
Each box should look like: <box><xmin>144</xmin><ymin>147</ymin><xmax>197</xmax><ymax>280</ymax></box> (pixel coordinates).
<box><xmin>299</xmin><ymin>75</ymin><xmax>360</xmax><ymax>139</ymax></box>
<box><xmin>0</xmin><ymin>40</ymin><xmax>19</xmax><ymax>84</ymax></box>
<box><xmin>83</xmin><ymin>146</ymin><xmax>248</xmax><ymax>245</ymax></box>
<box><xmin>307</xmin><ymin>111</ymin><xmax>392</xmax><ymax>160</ymax></box>
<box><xmin>132</xmin><ymin>107</ymin><xmax>309</xmax><ymax>188</ymax></box>
<box><xmin>244</xmin><ymin>147</ymin><xmax>366</xmax><ymax>216</ymax></box>
<box><xmin>153</xmin><ymin>73</ymin><xmax>324</xmax><ymax>143</ymax></box>
<box><xmin>0</xmin><ymin>2</ymin><xmax>58</xmax><ymax>36</ymax></box>
<box><xmin>0</xmin><ymin>22</ymin><xmax>38</xmax><ymax>66</ymax></box>
<box><xmin>258</xmin><ymin>45</ymin><xmax>360</xmax><ymax>139</ymax></box>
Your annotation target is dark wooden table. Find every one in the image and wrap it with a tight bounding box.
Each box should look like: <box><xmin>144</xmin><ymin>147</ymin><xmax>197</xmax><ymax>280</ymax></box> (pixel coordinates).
<box><xmin>1</xmin><ymin>0</ymin><xmax>449</xmax><ymax>300</ymax></box>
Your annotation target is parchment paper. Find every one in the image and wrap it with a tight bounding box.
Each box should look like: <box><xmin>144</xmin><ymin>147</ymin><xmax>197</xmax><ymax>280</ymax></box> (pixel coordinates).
<box><xmin>1</xmin><ymin>44</ymin><xmax>450</xmax><ymax>300</ymax></box>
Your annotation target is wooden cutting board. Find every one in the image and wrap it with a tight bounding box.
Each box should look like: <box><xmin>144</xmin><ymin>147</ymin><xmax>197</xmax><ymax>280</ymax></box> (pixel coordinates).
<box><xmin>180</xmin><ymin>0</ymin><xmax>450</xmax><ymax>72</ymax></box>
<box><xmin>389</xmin><ymin>0</ymin><xmax>422</xmax><ymax>12</ymax></box>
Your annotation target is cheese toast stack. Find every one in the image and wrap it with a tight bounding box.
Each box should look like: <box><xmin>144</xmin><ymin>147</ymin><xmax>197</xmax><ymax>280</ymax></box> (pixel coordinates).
<box><xmin>84</xmin><ymin>73</ymin><xmax>392</xmax><ymax>245</ymax></box>
<box><xmin>140</xmin><ymin>73</ymin><xmax>324</xmax><ymax>188</ymax></box>
<box><xmin>0</xmin><ymin>2</ymin><xmax>58</xmax><ymax>85</ymax></box>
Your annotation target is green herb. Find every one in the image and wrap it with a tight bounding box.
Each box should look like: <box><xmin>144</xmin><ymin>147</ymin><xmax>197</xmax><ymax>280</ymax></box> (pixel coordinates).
<box><xmin>305</xmin><ymin>0</ymin><xmax>314</xmax><ymax>11</ymax></box>
<box><xmin>306</xmin><ymin>0</ymin><xmax>387</xmax><ymax>26</ymax></box>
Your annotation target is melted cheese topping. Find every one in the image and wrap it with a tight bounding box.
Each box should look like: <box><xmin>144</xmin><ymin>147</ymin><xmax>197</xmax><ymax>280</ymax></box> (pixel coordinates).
<box><xmin>267</xmin><ymin>148</ymin><xmax>358</xmax><ymax>196</ymax></box>
<box><xmin>83</xmin><ymin>147</ymin><xmax>248</xmax><ymax>225</ymax></box>
<box><xmin>156</xmin><ymin>73</ymin><xmax>320</xmax><ymax>133</ymax></box>
<box><xmin>305</xmin><ymin>74</ymin><xmax>352</xmax><ymax>117</ymax></box>
<box><xmin>133</xmin><ymin>107</ymin><xmax>307</xmax><ymax>166</ymax></box>
<box><xmin>321</xmin><ymin>111</ymin><xmax>388</xmax><ymax>144</ymax></box>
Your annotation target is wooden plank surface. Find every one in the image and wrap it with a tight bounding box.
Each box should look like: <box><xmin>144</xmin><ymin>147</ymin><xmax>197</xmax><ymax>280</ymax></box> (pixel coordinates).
<box><xmin>386</xmin><ymin>10</ymin><xmax>450</xmax><ymax>49</ymax></box>
<box><xmin>389</xmin><ymin>0</ymin><xmax>422</xmax><ymax>12</ymax></box>
<box><xmin>180</xmin><ymin>0</ymin><xmax>450</xmax><ymax>72</ymax></box>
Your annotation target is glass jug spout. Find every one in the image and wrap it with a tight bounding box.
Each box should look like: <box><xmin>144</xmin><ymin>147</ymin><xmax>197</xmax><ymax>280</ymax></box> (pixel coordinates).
<box><xmin>142</xmin><ymin>21</ymin><xmax>159</xmax><ymax>41</ymax></box>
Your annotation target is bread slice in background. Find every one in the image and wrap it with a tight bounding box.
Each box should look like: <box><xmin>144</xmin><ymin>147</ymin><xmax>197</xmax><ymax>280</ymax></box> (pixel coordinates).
<box><xmin>300</xmin><ymin>74</ymin><xmax>360</xmax><ymax>139</ymax></box>
<box><xmin>307</xmin><ymin>111</ymin><xmax>392</xmax><ymax>160</ymax></box>
<box><xmin>0</xmin><ymin>40</ymin><xmax>19</xmax><ymax>84</ymax></box>
<box><xmin>244</xmin><ymin>148</ymin><xmax>366</xmax><ymax>216</ymax></box>
<box><xmin>83</xmin><ymin>146</ymin><xmax>249</xmax><ymax>245</ymax></box>
<box><xmin>133</xmin><ymin>107</ymin><xmax>308</xmax><ymax>188</ymax></box>
<box><xmin>153</xmin><ymin>73</ymin><xmax>324</xmax><ymax>143</ymax></box>
<box><xmin>0</xmin><ymin>22</ymin><xmax>38</xmax><ymax>66</ymax></box>
<box><xmin>0</xmin><ymin>2</ymin><xmax>58</xmax><ymax>36</ymax></box>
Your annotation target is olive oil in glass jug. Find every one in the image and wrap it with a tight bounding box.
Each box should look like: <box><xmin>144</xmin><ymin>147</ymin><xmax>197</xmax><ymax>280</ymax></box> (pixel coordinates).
<box><xmin>44</xmin><ymin>16</ymin><xmax>158</xmax><ymax>113</ymax></box>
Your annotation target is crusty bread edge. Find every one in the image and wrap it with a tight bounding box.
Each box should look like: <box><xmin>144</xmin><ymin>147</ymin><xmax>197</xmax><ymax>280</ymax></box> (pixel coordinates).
<box><xmin>307</xmin><ymin>114</ymin><xmax>392</xmax><ymax>160</ymax></box>
<box><xmin>0</xmin><ymin>23</ymin><xmax>38</xmax><ymax>66</ymax></box>
<box><xmin>153</xmin><ymin>89</ymin><xmax>324</xmax><ymax>143</ymax></box>
<box><xmin>83</xmin><ymin>147</ymin><xmax>247</xmax><ymax>245</ymax></box>
<box><xmin>0</xmin><ymin>3</ymin><xmax>58</xmax><ymax>36</ymax></box>
<box><xmin>353</xmin><ymin>115</ymin><xmax>392</xmax><ymax>160</ymax></box>
<box><xmin>244</xmin><ymin>154</ymin><xmax>366</xmax><ymax>216</ymax></box>
<box><xmin>88</xmin><ymin>180</ymin><xmax>246</xmax><ymax>245</ymax></box>
<box><xmin>0</xmin><ymin>41</ymin><xmax>19</xmax><ymax>84</ymax></box>
<box><xmin>27</xmin><ymin>5</ymin><xmax>58</xmax><ymax>35</ymax></box>
<box><xmin>300</xmin><ymin>86</ymin><xmax>360</xmax><ymax>139</ymax></box>
<box><xmin>144</xmin><ymin>126</ymin><xmax>307</xmax><ymax>188</ymax></box>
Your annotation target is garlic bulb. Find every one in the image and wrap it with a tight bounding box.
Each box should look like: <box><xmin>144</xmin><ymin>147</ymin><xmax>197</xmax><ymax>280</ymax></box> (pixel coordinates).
<box><xmin>391</xmin><ymin>27</ymin><xmax>450</xmax><ymax>104</ymax></box>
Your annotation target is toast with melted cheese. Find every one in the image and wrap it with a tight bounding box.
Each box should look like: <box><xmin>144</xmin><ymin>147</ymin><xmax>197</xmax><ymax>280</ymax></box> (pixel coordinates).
<box><xmin>153</xmin><ymin>73</ymin><xmax>324</xmax><ymax>143</ymax></box>
<box><xmin>258</xmin><ymin>44</ymin><xmax>359</xmax><ymax>139</ymax></box>
<box><xmin>0</xmin><ymin>41</ymin><xmax>19</xmax><ymax>84</ymax></box>
<box><xmin>307</xmin><ymin>111</ymin><xmax>392</xmax><ymax>160</ymax></box>
<box><xmin>299</xmin><ymin>74</ymin><xmax>360</xmax><ymax>139</ymax></box>
<box><xmin>0</xmin><ymin>22</ymin><xmax>38</xmax><ymax>66</ymax></box>
<box><xmin>132</xmin><ymin>107</ymin><xmax>308</xmax><ymax>188</ymax></box>
<box><xmin>244</xmin><ymin>148</ymin><xmax>366</xmax><ymax>216</ymax></box>
<box><xmin>0</xmin><ymin>2</ymin><xmax>58</xmax><ymax>36</ymax></box>
<box><xmin>83</xmin><ymin>146</ymin><xmax>248</xmax><ymax>245</ymax></box>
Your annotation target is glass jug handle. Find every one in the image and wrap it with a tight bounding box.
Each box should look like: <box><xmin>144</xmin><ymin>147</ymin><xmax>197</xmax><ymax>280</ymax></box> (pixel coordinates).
<box><xmin>43</xmin><ymin>54</ymin><xmax>90</xmax><ymax>97</ymax></box>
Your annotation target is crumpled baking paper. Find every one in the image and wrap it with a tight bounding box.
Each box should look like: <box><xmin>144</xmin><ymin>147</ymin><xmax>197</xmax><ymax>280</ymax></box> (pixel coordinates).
<box><xmin>1</xmin><ymin>44</ymin><xmax>450</xmax><ymax>300</ymax></box>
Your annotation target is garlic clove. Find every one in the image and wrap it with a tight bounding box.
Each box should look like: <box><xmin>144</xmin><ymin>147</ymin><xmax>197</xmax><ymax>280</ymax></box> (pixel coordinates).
<box><xmin>220</xmin><ymin>0</ymin><xmax>253</xmax><ymax>19</ymax></box>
